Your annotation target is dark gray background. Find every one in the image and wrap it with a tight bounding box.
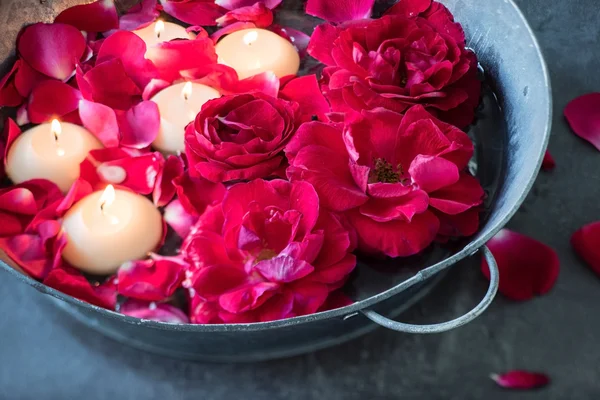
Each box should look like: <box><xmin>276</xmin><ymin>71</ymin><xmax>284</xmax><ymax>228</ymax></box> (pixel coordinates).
<box><xmin>1</xmin><ymin>0</ymin><xmax>600</xmax><ymax>399</ymax></box>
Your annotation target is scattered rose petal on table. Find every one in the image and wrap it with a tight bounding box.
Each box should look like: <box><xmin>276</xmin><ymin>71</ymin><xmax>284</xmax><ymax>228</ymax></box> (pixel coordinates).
<box><xmin>571</xmin><ymin>221</ymin><xmax>600</xmax><ymax>277</ymax></box>
<box><xmin>54</xmin><ymin>0</ymin><xmax>119</xmax><ymax>33</ymax></box>
<box><xmin>115</xmin><ymin>0</ymin><xmax>161</xmax><ymax>32</ymax></box>
<box><xmin>17</xmin><ymin>23</ymin><xmax>87</xmax><ymax>81</ymax></box>
<box><xmin>564</xmin><ymin>93</ymin><xmax>600</xmax><ymax>151</ymax></box>
<box><xmin>541</xmin><ymin>150</ymin><xmax>556</xmax><ymax>171</ymax></box>
<box><xmin>160</xmin><ymin>0</ymin><xmax>224</xmax><ymax>26</ymax></box>
<box><xmin>481</xmin><ymin>229</ymin><xmax>560</xmax><ymax>301</ymax></box>
<box><xmin>0</xmin><ymin>60</ymin><xmax>24</xmax><ymax>107</ymax></box>
<box><xmin>306</xmin><ymin>0</ymin><xmax>375</xmax><ymax>23</ymax></box>
<box><xmin>490</xmin><ymin>371</ymin><xmax>550</xmax><ymax>390</ymax></box>
<box><xmin>28</xmin><ymin>80</ymin><xmax>82</xmax><ymax>124</ymax></box>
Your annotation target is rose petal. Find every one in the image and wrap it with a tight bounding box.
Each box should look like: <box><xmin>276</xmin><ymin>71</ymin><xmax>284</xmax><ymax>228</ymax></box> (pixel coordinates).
<box><xmin>164</xmin><ymin>199</ymin><xmax>198</xmax><ymax>238</ymax></box>
<box><xmin>28</xmin><ymin>80</ymin><xmax>82</xmax><ymax>124</ymax></box>
<box><xmin>153</xmin><ymin>155</ymin><xmax>185</xmax><ymax>207</ymax></box>
<box><xmin>234</xmin><ymin>71</ymin><xmax>280</xmax><ymax>98</ymax></box>
<box><xmin>173</xmin><ymin>173</ymin><xmax>227</xmax><ymax>216</ymax></box>
<box><xmin>571</xmin><ymin>221</ymin><xmax>600</xmax><ymax>277</ymax></box>
<box><xmin>142</xmin><ymin>79</ymin><xmax>171</xmax><ymax>101</ymax></box>
<box><xmin>211</xmin><ymin>22</ymin><xmax>258</xmax><ymax>43</ymax></box>
<box><xmin>117</xmin><ymin>0</ymin><xmax>160</xmax><ymax>32</ymax></box>
<box><xmin>564</xmin><ymin>93</ymin><xmax>600</xmax><ymax>151</ymax></box>
<box><xmin>83</xmin><ymin>58</ymin><xmax>142</xmax><ymax>110</ymax></box>
<box><xmin>18</xmin><ymin>23</ymin><xmax>86</xmax><ymax>80</ymax></box>
<box><xmin>216</xmin><ymin>2</ymin><xmax>273</xmax><ymax>27</ymax></box>
<box><xmin>318</xmin><ymin>290</ymin><xmax>353</xmax><ymax>311</ymax></box>
<box><xmin>269</xmin><ymin>25</ymin><xmax>311</xmax><ymax>57</ymax></box>
<box><xmin>43</xmin><ymin>265</ymin><xmax>117</xmax><ymax>309</ymax></box>
<box><xmin>118</xmin><ymin>255</ymin><xmax>186</xmax><ymax>301</ymax></box>
<box><xmin>0</xmin><ymin>60</ymin><xmax>24</xmax><ymax>107</ymax></box>
<box><xmin>57</xmin><ymin>179</ymin><xmax>93</xmax><ymax>215</ymax></box>
<box><xmin>54</xmin><ymin>0</ymin><xmax>119</xmax><ymax>32</ymax></box>
<box><xmin>219</xmin><ymin>282</ymin><xmax>279</xmax><ymax>313</ymax></box>
<box><xmin>160</xmin><ymin>0</ymin><xmax>224</xmax><ymax>26</ymax></box>
<box><xmin>0</xmin><ymin>226</ymin><xmax>62</xmax><ymax>279</ymax></box>
<box><xmin>14</xmin><ymin>61</ymin><xmax>47</xmax><ymax>98</ymax></box>
<box><xmin>216</xmin><ymin>0</ymin><xmax>281</xmax><ymax>10</ymax></box>
<box><xmin>97</xmin><ymin>30</ymin><xmax>157</xmax><ymax>90</ymax></box>
<box><xmin>81</xmin><ymin>148</ymin><xmax>162</xmax><ymax>194</ymax></box>
<box><xmin>117</xmin><ymin>101</ymin><xmax>160</xmax><ymax>149</ymax></box>
<box><xmin>409</xmin><ymin>155</ymin><xmax>460</xmax><ymax>193</ymax></box>
<box><xmin>3</xmin><ymin>118</ymin><xmax>21</xmax><ymax>163</ymax></box>
<box><xmin>280</xmin><ymin>75</ymin><xmax>330</xmax><ymax>121</ymax></box>
<box><xmin>79</xmin><ymin>100</ymin><xmax>120</xmax><ymax>147</ymax></box>
<box><xmin>146</xmin><ymin>38</ymin><xmax>218</xmax><ymax>83</ymax></box>
<box><xmin>120</xmin><ymin>299</ymin><xmax>189</xmax><ymax>323</ymax></box>
<box><xmin>482</xmin><ymin>229</ymin><xmax>560</xmax><ymax>301</ymax></box>
<box><xmin>491</xmin><ymin>371</ymin><xmax>550</xmax><ymax>390</ymax></box>
<box><xmin>306</xmin><ymin>0</ymin><xmax>375</xmax><ymax>23</ymax></box>
<box><xmin>254</xmin><ymin>255</ymin><xmax>314</xmax><ymax>283</ymax></box>
<box><xmin>541</xmin><ymin>150</ymin><xmax>555</xmax><ymax>171</ymax></box>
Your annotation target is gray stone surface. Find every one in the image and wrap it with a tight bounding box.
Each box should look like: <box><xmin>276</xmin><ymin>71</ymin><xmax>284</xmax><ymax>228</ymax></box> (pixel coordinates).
<box><xmin>1</xmin><ymin>0</ymin><xmax>600</xmax><ymax>399</ymax></box>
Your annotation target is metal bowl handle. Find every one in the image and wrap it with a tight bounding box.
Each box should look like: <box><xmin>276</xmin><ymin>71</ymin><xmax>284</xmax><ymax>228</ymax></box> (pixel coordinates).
<box><xmin>361</xmin><ymin>245</ymin><xmax>499</xmax><ymax>334</ymax></box>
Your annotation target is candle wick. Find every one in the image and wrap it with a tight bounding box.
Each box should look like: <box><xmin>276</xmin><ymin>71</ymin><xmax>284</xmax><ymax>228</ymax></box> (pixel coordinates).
<box><xmin>184</xmin><ymin>93</ymin><xmax>188</xmax><ymax>101</ymax></box>
<box><xmin>100</xmin><ymin>202</ymin><xmax>106</xmax><ymax>214</ymax></box>
<box><xmin>54</xmin><ymin>132</ymin><xmax>59</xmax><ymax>142</ymax></box>
<box><xmin>157</xmin><ymin>31</ymin><xmax>161</xmax><ymax>39</ymax></box>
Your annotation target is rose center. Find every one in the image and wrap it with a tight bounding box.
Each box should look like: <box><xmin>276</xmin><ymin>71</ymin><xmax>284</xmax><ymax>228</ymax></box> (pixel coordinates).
<box><xmin>370</xmin><ymin>158</ymin><xmax>404</xmax><ymax>184</ymax></box>
<box><xmin>255</xmin><ymin>248</ymin><xmax>278</xmax><ymax>263</ymax></box>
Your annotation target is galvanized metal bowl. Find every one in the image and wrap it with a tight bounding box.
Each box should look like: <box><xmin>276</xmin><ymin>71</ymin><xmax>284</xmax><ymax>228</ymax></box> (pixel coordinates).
<box><xmin>0</xmin><ymin>0</ymin><xmax>551</xmax><ymax>361</ymax></box>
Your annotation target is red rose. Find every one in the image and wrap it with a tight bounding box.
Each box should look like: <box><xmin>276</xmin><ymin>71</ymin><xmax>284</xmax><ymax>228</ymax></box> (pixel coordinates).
<box><xmin>182</xmin><ymin>179</ymin><xmax>357</xmax><ymax>323</ymax></box>
<box><xmin>185</xmin><ymin>92</ymin><xmax>302</xmax><ymax>183</ymax></box>
<box><xmin>286</xmin><ymin>105</ymin><xmax>484</xmax><ymax>258</ymax></box>
<box><xmin>308</xmin><ymin>2</ymin><xmax>481</xmax><ymax>128</ymax></box>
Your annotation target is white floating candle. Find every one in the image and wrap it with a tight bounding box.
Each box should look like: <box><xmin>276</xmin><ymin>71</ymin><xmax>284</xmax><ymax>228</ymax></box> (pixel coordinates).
<box><xmin>61</xmin><ymin>185</ymin><xmax>164</xmax><ymax>275</ymax></box>
<box><xmin>151</xmin><ymin>82</ymin><xmax>221</xmax><ymax>154</ymax></box>
<box><xmin>5</xmin><ymin>120</ymin><xmax>103</xmax><ymax>193</ymax></box>
<box><xmin>133</xmin><ymin>19</ymin><xmax>194</xmax><ymax>49</ymax></box>
<box><xmin>215</xmin><ymin>28</ymin><xmax>300</xmax><ymax>80</ymax></box>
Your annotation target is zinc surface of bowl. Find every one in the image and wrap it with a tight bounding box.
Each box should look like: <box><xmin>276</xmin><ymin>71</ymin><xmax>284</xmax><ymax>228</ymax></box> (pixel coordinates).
<box><xmin>0</xmin><ymin>0</ymin><xmax>551</xmax><ymax>361</ymax></box>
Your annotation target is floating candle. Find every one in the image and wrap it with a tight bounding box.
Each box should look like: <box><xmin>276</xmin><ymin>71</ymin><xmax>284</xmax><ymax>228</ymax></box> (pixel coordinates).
<box><xmin>215</xmin><ymin>28</ymin><xmax>300</xmax><ymax>80</ymax></box>
<box><xmin>151</xmin><ymin>82</ymin><xmax>221</xmax><ymax>154</ymax></box>
<box><xmin>133</xmin><ymin>19</ymin><xmax>194</xmax><ymax>48</ymax></box>
<box><xmin>61</xmin><ymin>185</ymin><xmax>164</xmax><ymax>275</ymax></box>
<box><xmin>5</xmin><ymin>120</ymin><xmax>103</xmax><ymax>193</ymax></box>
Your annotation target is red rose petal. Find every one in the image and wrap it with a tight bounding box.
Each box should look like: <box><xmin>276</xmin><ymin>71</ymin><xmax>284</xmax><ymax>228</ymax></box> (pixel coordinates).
<box><xmin>83</xmin><ymin>58</ymin><xmax>142</xmax><ymax>110</ymax></box>
<box><xmin>79</xmin><ymin>100</ymin><xmax>120</xmax><ymax>147</ymax></box>
<box><xmin>234</xmin><ymin>71</ymin><xmax>280</xmax><ymax>98</ymax></box>
<box><xmin>116</xmin><ymin>101</ymin><xmax>160</xmax><ymax>149</ymax></box>
<box><xmin>164</xmin><ymin>199</ymin><xmax>198</xmax><ymax>238</ymax></box>
<box><xmin>541</xmin><ymin>150</ymin><xmax>556</xmax><ymax>171</ymax></box>
<box><xmin>280</xmin><ymin>75</ymin><xmax>330</xmax><ymax>121</ymax></box>
<box><xmin>117</xmin><ymin>255</ymin><xmax>186</xmax><ymax>301</ymax></box>
<box><xmin>216</xmin><ymin>2</ymin><xmax>273</xmax><ymax>27</ymax></box>
<box><xmin>97</xmin><ymin>31</ymin><xmax>157</xmax><ymax>90</ymax></box>
<box><xmin>306</xmin><ymin>0</ymin><xmax>375</xmax><ymax>23</ymax></box>
<box><xmin>481</xmin><ymin>229</ymin><xmax>560</xmax><ymax>301</ymax></box>
<box><xmin>173</xmin><ymin>173</ymin><xmax>227</xmax><ymax>216</ymax></box>
<box><xmin>211</xmin><ymin>21</ymin><xmax>258</xmax><ymax>43</ymax></box>
<box><xmin>269</xmin><ymin>25</ymin><xmax>311</xmax><ymax>57</ymax></box>
<box><xmin>17</xmin><ymin>23</ymin><xmax>86</xmax><ymax>81</ymax></box>
<box><xmin>57</xmin><ymin>179</ymin><xmax>93</xmax><ymax>215</ymax></box>
<box><xmin>0</xmin><ymin>61</ymin><xmax>24</xmax><ymax>107</ymax></box>
<box><xmin>16</xmin><ymin>105</ymin><xmax>30</xmax><ymax>126</ymax></box>
<box><xmin>491</xmin><ymin>371</ymin><xmax>550</xmax><ymax>390</ymax></box>
<box><xmin>147</xmin><ymin>39</ymin><xmax>218</xmax><ymax>83</ymax></box>
<box><xmin>571</xmin><ymin>221</ymin><xmax>600</xmax><ymax>277</ymax></box>
<box><xmin>43</xmin><ymin>265</ymin><xmax>117</xmax><ymax>309</ymax></box>
<box><xmin>216</xmin><ymin>0</ymin><xmax>281</xmax><ymax>10</ymax></box>
<box><xmin>0</xmin><ymin>229</ymin><xmax>59</xmax><ymax>279</ymax></box>
<box><xmin>160</xmin><ymin>0</ymin><xmax>224</xmax><ymax>26</ymax></box>
<box><xmin>219</xmin><ymin>282</ymin><xmax>280</xmax><ymax>313</ymax></box>
<box><xmin>255</xmin><ymin>255</ymin><xmax>314</xmax><ymax>283</ymax></box>
<box><xmin>3</xmin><ymin>118</ymin><xmax>21</xmax><ymax>163</ymax></box>
<box><xmin>117</xmin><ymin>0</ymin><xmax>160</xmax><ymax>32</ymax></box>
<box><xmin>120</xmin><ymin>299</ymin><xmax>189</xmax><ymax>323</ymax></box>
<box><xmin>28</xmin><ymin>80</ymin><xmax>82</xmax><ymax>124</ymax></box>
<box><xmin>142</xmin><ymin>79</ymin><xmax>171</xmax><ymax>101</ymax></box>
<box><xmin>81</xmin><ymin>148</ymin><xmax>162</xmax><ymax>194</ymax></box>
<box><xmin>564</xmin><ymin>93</ymin><xmax>600</xmax><ymax>151</ymax></box>
<box><xmin>318</xmin><ymin>290</ymin><xmax>353</xmax><ymax>311</ymax></box>
<box><xmin>14</xmin><ymin>61</ymin><xmax>47</xmax><ymax>98</ymax></box>
<box><xmin>153</xmin><ymin>155</ymin><xmax>185</xmax><ymax>207</ymax></box>
<box><xmin>54</xmin><ymin>0</ymin><xmax>119</xmax><ymax>32</ymax></box>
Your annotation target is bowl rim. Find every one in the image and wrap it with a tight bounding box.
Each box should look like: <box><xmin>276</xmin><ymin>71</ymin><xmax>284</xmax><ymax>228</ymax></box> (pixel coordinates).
<box><xmin>0</xmin><ymin>0</ymin><xmax>552</xmax><ymax>333</ymax></box>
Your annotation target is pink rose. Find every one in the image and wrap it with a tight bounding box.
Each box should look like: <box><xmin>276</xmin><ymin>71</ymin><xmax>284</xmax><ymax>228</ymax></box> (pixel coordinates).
<box><xmin>286</xmin><ymin>105</ymin><xmax>484</xmax><ymax>258</ymax></box>
<box><xmin>182</xmin><ymin>179</ymin><xmax>356</xmax><ymax>323</ymax></box>
<box><xmin>308</xmin><ymin>0</ymin><xmax>481</xmax><ymax>128</ymax></box>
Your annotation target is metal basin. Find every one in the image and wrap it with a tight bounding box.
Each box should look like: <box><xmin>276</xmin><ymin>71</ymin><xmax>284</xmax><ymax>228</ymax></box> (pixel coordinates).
<box><xmin>0</xmin><ymin>0</ymin><xmax>551</xmax><ymax>361</ymax></box>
